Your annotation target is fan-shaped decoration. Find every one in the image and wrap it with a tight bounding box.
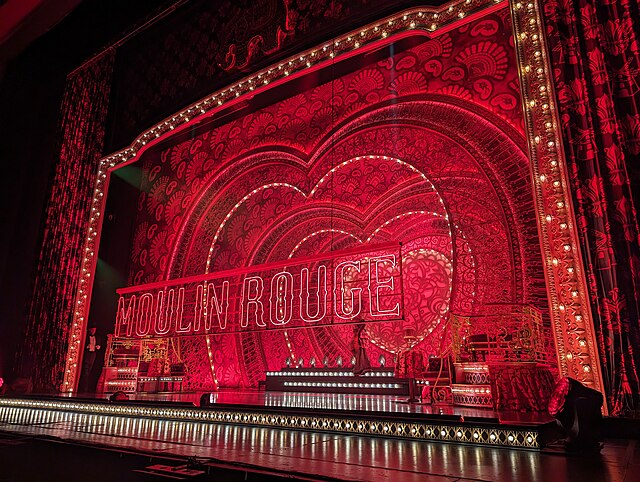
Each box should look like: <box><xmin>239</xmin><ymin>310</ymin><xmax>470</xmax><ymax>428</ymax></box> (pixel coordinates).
<box><xmin>347</xmin><ymin>69</ymin><xmax>385</xmax><ymax>97</ymax></box>
<box><xmin>390</xmin><ymin>71</ymin><xmax>428</xmax><ymax>96</ymax></box>
<box><xmin>455</xmin><ymin>40</ymin><xmax>508</xmax><ymax>79</ymax></box>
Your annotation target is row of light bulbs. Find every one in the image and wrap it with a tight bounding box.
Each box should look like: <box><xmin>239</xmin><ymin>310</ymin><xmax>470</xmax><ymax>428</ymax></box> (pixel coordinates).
<box><xmin>0</xmin><ymin>397</ymin><xmax>538</xmax><ymax>447</ymax></box>
<box><xmin>512</xmin><ymin>2</ymin><xmax>597</xmax><ymax>386</ymax></box>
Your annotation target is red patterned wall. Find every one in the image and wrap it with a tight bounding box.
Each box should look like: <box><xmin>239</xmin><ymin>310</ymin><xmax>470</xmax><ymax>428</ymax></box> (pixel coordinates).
<box><xmin>121</xmin><ymin>8</ymin><xmax>547</xmax><ymax>389</ymax></box>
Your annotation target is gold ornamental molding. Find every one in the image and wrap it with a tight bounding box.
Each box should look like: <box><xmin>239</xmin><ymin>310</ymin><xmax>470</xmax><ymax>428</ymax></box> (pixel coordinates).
<box><xmin>509</xmin><ymin>0</ymin><xmax>606</xmax><ymax>410</ymax></box>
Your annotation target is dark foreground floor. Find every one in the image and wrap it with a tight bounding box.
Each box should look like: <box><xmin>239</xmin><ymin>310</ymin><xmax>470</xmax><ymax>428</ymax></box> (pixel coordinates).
<box><xmin>0</xmin><ymin>427</ymin><xmax>638</xmax><ymax>482</ymax></box>
<box><xmin>0</xmin><ymin>431</ymin><xmax>321</xmax><ymax>482</ymax></box>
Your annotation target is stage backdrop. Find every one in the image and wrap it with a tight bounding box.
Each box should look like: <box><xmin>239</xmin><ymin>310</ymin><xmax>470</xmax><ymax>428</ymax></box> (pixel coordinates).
<box><xmin>117</xmin><ymin>7</ymin><xmax>549</xmax><ymax>390</ymax></box>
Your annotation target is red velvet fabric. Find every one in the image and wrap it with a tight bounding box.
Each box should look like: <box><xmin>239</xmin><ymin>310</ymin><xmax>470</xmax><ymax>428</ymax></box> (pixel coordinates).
<box><xmin>488</xmin><ymin>363</ymin><xmax>555</xmax><ymax>412</ymax></box>
<box><xmin>545</xmin><ymin>0</ymin><xmax>640</xmax><ymax>414</ymax></box>
<box><xmin>395</xmin><ymin>349</ymin><xmax>425</xmax><ymax>378</ymax></box>
<box><xmin>20</xmin><ymin>52</ymin><xmax>115</xmax><ymax>392</ymax></box>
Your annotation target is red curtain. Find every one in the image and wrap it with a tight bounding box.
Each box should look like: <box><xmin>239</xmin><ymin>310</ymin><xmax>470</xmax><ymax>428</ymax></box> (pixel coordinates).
<box><xmin>20</xmin><ymin>51</ymin><xmax>115</xmax><ymax>392</ymax></box>
<box><xmin>544</xmin><ymin>0</ymin><xmax>640</xmax><ymax>414</ymax></box>
<box><xmin>488</xmin><ymin>364</ymin><xmax>555</xmax><ymax>412</ymax></box>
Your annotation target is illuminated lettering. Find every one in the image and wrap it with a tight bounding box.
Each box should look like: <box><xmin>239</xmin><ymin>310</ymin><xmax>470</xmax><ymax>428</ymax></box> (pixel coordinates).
<box><xmin>368</xmin><ymin>254</ymin><xmax>401</xmax><ymax>317</ymax></box>
<box><xmin>193</xmin><ymin>284</ymin><xmax>204</xmax><ymax>332</ymax></box>
<box><xmin>205</xmin><ymin>281</ymin><xmax>230</xmax><ymax>330</ymax></box>
<box><xmin>115</xmin><ymin>244</ymin><xmax>404</xmax><ymax>338</ymax></box>
<box><xmin>241</xmin><ymin>276</ymin><xmax>265</xmax><ymax>327</ymax></box>
<box><xmin>116</xmin><ymin>295</ymin><xmax>136</xmax><ymax>337</ymax></box>
<box><xmin>154</xmin><ymin>290</ymin><xmax>170</xmax><ymax>335</ymax></box>
<box><xmin>136</xmin><ymin>293</ymin><xmax>154</xmax><ymax>336</ymax></box>
<box><xmin>334</xmin><ymin>260</ymin><xmax>362</xmax><ymax>320</ymax></box>
<box><xmin>299</xmin><ymin>265</ymin><xmax>327</xmax><ymax>323</ymax></box>
<box><xmin>168</xmin><ymin>288</ymin><xmax>187</xmax><ymax>333</ymax></box>
<box><xmin>193</xmin><ymin>282</ymin><xmax>230</xmax><ymax>332</ymax></box>
<box><xmin>270</xmin><ymin>271</ymin><xmax>293</xmax><ymax>325</ymax></box>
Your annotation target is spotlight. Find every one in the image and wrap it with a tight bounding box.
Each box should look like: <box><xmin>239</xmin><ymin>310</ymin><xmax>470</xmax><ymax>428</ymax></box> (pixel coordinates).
<box><xmin>548</xmin><ymin>377</ymin><xmax>604</xmax><ymax>452</ymax></box>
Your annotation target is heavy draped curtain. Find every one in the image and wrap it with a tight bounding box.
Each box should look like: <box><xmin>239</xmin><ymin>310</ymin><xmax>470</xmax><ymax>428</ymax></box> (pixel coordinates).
<box><xmin>20</xmin><ymin>51</ymin><xmax>115</xmax><ymax>392</ymax></box>
<box><xmin>545</xmin><ymin>0</ymin><xmax>640</xmax><ymax>414</ymax></box>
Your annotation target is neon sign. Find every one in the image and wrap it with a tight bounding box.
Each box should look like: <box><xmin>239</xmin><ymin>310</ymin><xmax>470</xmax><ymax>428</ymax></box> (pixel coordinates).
<box><xmin>115</xmin><ymin>243</ymin><xmax>403</xmax><ymax>338</ymax></box>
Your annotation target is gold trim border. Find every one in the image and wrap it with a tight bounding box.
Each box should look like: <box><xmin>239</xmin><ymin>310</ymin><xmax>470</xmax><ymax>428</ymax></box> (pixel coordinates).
<box><xmin>509</xmin><ymin>0</ymin><xmax>606</xmax><ymax>409</ymax></box>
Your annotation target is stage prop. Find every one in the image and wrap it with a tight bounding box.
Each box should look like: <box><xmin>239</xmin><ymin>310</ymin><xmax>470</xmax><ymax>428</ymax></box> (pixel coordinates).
<box><xmin>264</xmin><ymin>368</ymin><xmax>412</xmax><ymax>395</ymax></box>
<box><xmin>449</xmin><ymin>305</ymin><xmax>555</xmax><ymax>411</ymax></box>
<box><xmin>98</xmin><ymin>336</ymin><xmax>186</xmax><ymax>394</ymax></box>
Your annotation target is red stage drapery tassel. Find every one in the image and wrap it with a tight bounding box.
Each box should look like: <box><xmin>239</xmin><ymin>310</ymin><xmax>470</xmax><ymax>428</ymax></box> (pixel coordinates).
<box><xmin>18</xmin><ymin>52</ymin><xmax>115</xmax><ymax>392</ymax></box>
<box><xmin>544</xmin><ymin>0</ymin><xmax>640</xmax><ymax>414</ymax></box>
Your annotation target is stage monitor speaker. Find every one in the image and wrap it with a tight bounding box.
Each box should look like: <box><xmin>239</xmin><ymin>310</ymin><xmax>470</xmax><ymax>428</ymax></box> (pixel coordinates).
<box><xmin>548</xmin><ymin>377</ymin><xmax>604</xmax><ymax>452</ymax></box>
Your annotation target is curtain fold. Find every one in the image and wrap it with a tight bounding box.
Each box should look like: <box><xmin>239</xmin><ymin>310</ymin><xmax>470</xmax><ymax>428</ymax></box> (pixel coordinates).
<box><xmin>544</xmin><ymin>0</ymin><xmax>640</xmax><ymax>414</ymax></box>
<box><xmin>20</xmin><ymin>51</ymin><xmax>115</xmax><ymax>392</ymax></box>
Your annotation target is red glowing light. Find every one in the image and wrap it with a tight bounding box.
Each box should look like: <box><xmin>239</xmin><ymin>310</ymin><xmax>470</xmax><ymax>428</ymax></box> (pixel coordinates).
<box><xmin>111</xmin><ymin>7</ymin><xmax>544</xmax><ymax>389</ymax></box>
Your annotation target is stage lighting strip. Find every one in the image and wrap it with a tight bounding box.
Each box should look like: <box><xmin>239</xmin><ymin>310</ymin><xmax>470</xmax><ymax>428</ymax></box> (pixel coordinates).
<box><xmin>269</xmin><ymin>371</ymin><xmax>406</xmax><ymax>389</ymax></box>
<box><xmin>62</xmin><ymin>0</ymin><xmax>506</xmax><ymax>393</ymax></box>
<box><xmin>283</xmin><ymin>382</ymin><xmax>403</xmax><ymax>389</ymax></box>
<box><xmin>265</xmin><ymin>371</ymin><xmax>395</xmax><ymax>376</ymax></box>
<box><xmin>0</xmin><ymin>398</ymin><xmax>539</xmax><ymax>449</ymax></box>
<box><xmin>137</xmin><ymin>377</ymin><xmax>184</xmax><ymax>382</ymax></box>
<box><xmin>451</xmin><ymin>384</ymin><xmax>493</xmax><ymax>407</ymax></box>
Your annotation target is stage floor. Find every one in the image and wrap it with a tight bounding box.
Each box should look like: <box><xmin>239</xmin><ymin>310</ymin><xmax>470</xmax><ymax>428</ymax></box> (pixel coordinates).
<box><xmin>0</xmin><ymin>391</ymin><xmax>634</xmax><ymax>481</ymax></box>
<box><xmin>114</xmin><ymin>389</ymin><xmax>553</xmax><ymax>425</ymax></box>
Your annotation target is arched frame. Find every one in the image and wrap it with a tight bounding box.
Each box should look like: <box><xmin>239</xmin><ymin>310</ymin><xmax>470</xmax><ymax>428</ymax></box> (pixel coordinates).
<box><xmin>62</xmin><ymin>0</ymin><xmax>606</xmax><ymax>410</ymax></box>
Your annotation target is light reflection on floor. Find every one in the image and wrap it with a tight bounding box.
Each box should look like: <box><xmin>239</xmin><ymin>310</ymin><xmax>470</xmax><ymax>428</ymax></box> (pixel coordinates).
<box><xmin>0</xmin><ymin>405</ymin><xmax>629</xmax><ymax>481</ymax></box>
<box><xmin>84</xmin><ymin>389</ymin><xmax>552</xmax><ymax>424</ymax></box>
